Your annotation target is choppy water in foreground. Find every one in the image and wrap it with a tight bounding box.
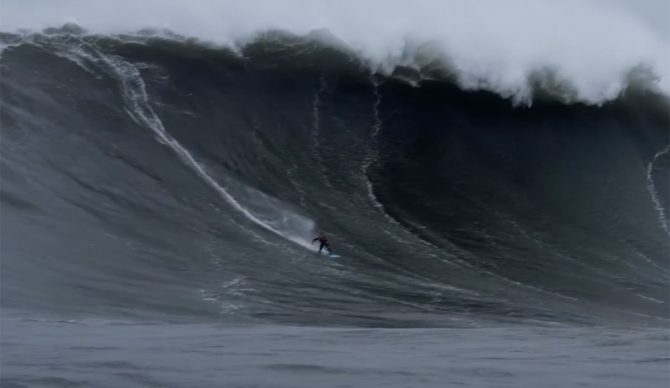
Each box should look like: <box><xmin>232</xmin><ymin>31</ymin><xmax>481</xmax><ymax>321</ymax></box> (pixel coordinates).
<box><xmin>2</xmin><ymin>316</ymin><xmax>668</xmax><ymax>388</ymax></box>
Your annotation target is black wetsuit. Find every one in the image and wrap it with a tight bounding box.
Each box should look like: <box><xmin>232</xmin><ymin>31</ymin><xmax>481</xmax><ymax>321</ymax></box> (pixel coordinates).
<box><xmin>312</xmin><ymin>236</ymin><xmax>330</xmax><ymax>253</ymax></box>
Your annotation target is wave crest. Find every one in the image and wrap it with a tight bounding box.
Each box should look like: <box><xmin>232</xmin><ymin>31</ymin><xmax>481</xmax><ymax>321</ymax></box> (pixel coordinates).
<box><xmin>2</xmin><ymin>25</ymin><xmax>667</xmax><ymax>106</ymax></box>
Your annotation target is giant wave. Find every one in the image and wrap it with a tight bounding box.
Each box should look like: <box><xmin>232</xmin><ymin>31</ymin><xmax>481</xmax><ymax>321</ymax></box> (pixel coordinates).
<box><xmin>0</xmin><ymin>23</ymin><xmax>668</xmax><ymax>327</ymax></box>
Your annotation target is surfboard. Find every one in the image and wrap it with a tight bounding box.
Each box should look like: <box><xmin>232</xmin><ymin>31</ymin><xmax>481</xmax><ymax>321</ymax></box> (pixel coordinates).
<box><xmin>319</xmin><ymin>250</ymin><xmax>340</xmax><ymax>258</ymax></box>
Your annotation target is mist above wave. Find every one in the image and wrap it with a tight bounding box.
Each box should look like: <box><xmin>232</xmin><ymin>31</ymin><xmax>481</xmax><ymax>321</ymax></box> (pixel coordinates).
<box><xmin>2</xmin><ymin>0</ymin><xmax>668</xmax><ymax>104</ymax></box>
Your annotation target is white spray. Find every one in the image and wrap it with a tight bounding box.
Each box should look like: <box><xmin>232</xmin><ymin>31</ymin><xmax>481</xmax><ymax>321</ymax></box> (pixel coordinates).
<box><xmin>2</xmin><ymin>0</ymin><xmax>668</xmax><ymax>104</ymax></box>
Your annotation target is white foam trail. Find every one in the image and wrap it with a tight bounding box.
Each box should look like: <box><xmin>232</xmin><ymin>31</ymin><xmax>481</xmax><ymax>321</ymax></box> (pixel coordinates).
<box><xmin>362</xmin><ymin>81</ymin><xmax>392</xmax><ymax>215</ymax></box>
<box><xmin>646</xmin><ymin>144</ymin><xmax>670</xmax><ymax>234</ymax></box>
<box><xmin>2</xmin><ymin>0</ymin><xmax>668</xmax><ymax>103</ymax></box>
<box><xmin>311</xmin><ymin>77</ymin><xmax>332</xmax><ymax>188</ymax></box>
<box><xmin>80</xmin><ymin>47</ymin><xmax>316</xmax><ymax>250</ymax></box>
<box><xmin>636</xmin><ymin>293</ymin><xmax>665</xmax><ymax>304</ymax></box>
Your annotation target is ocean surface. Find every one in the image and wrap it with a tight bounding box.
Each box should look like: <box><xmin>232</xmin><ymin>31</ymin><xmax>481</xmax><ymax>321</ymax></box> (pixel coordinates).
<box><xmin>1</xmin><ymin>1</ymin><xmax>669</xmax><ymax>386</ymax></box>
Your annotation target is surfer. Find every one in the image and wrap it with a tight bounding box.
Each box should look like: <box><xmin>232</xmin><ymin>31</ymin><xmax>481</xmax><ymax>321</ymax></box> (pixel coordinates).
<box><xmin>312</xmin><ymin>232</ymin><xmax>331</xmax><ymax>253</ymax></box>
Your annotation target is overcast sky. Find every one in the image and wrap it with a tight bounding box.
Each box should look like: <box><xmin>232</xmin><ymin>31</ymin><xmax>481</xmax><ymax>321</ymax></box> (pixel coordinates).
<box><xmin>604</xmin><ymin>0</ymin><xmax>669</xmax><ymax>39</ymax></box>
<box><xmin>1</xmin><ymin>0</ymin><xmax>668</xmax><ymax>41</ymax></box>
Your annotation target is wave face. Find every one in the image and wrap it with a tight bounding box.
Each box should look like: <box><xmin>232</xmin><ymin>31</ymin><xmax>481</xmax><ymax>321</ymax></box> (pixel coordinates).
<box><xmin>1</xmin><ymin>29</ymin><xmax>669</xmax><ymax>327</ymax></box>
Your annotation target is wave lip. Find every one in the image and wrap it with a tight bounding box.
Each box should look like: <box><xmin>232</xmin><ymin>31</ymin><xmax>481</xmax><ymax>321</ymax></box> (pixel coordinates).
<box><xmin>1</xmin><ymin>0</ymin><xmax>669</xmax><ymax>104</ymax></box>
